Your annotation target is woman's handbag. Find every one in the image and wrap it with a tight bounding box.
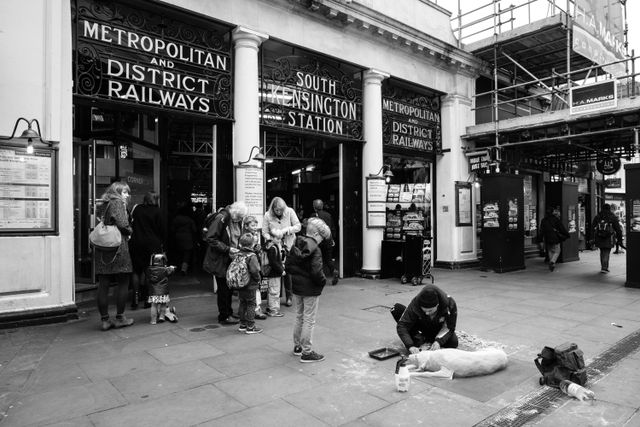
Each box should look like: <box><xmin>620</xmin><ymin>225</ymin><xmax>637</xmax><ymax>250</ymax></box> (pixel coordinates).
<box><xmin>89</xmin><ymin>202</ymin><xmax>122</xmax><ymax>251</ymax></box>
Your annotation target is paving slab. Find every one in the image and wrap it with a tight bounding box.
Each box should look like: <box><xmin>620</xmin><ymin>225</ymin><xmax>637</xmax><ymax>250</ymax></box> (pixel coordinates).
<box><xmin>198</xmin><ymin>399</ymin><xmax>329</xmax><ymax>427</ymax></box>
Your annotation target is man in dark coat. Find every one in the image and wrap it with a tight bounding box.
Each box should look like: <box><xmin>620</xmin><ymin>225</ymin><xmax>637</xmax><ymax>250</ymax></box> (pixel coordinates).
<box><xmin>202</xmin><ymin>201</ymin><xmax>247</xmax><ymax>324</ymax></box>
<box><xmin>539</xmin><ymin>206</ymin><xmax>570</xmax><ymax>272</ymax></box>
<box><xmin>391</xmin><ymin>284</ymin><xmax>458</xmax><ymax>354</ymax></box>
<box><xmin>285</xmin><ymin>217</ymin><xmax>331</xmax><ymax>363</ymax></box>
<box><xmin>591</xmin><ymin>203</ymin><xmax>623</xmax><ymax>273</ymax></box>
<box><xmin>312</xmin><ymin>199</ymin><xmax>339</xmax><ymax>285</ymax></box>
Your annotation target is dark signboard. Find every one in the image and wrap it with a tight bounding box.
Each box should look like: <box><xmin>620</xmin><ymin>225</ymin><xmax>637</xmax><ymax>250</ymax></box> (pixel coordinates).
<box><xmin>260</xmin><ymin>42</ymin><xmax>363</xmax><ymax>139</ymax></box>
<box><xmin>570</xmin><ymin>80</ymin><xmax>616</xmax><ymax>114</ymax></box>
<box><xmin>73</xmin><ymin>0</ymin><xmax>232</xmax><ymax>118</ymax></box>
<box><xmin>596</xmin><ymin>156</ymin><xmax>621</xmax><ymax>175</ymax></box>
<box><xmin>382</xmin><ymin>82</ymin><xmax>441</xmax><ymax>156</ymax></box>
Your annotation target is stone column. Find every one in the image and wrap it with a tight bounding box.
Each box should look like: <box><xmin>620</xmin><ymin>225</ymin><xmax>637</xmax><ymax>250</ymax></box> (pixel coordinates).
<box><xmin>232</xmin><ymin>27</ymin><xmax>268</xmax><ymax>198</ymax></box>
<box><xmin>436</xmin><ymin>93</ymin><xmax>475</xmax><ymax>266</ymax></box>
<box><xmin>361</xmin><ymin>69</ymin><xmax>389</xmax><ymax>277</ymax></box>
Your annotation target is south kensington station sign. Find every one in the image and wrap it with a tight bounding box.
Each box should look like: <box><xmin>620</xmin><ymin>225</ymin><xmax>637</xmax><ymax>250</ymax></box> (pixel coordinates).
<box><xmin>74</xmin><ymin>0</ymin><xmax>232</xmax><ymax>118</ymax></box>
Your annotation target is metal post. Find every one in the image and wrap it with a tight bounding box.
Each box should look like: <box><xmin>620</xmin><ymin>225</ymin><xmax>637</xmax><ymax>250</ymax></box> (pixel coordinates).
<box><xmin>566</xmin><ymin>0</ymin><xmax>571</xmax><ymax>90</ymax></box>
<box><xmin>457</xmin><ymin>0</ymin><xmax>462</xmax><ymax>48</ymax></box>
<box><xmin>635</xmin><ymin>128</ymin><xmax>640</xmax><ymax>163</ymax></box>
<box><xmin>633</xmin><ymin>49</ymin><xmax>637</xmax><ymax>97</ymax></box>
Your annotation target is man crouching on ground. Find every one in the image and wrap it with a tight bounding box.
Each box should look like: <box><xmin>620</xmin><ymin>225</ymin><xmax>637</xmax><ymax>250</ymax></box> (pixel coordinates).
<box><xmin>285</xmin><ymin>217</ymin><xmax>331</xmax><ymax>363</ymax></box>
<box><xmin>391</xmin><ymin>284</ymin><xmax>458</xmax><ymax>354</ymax></box>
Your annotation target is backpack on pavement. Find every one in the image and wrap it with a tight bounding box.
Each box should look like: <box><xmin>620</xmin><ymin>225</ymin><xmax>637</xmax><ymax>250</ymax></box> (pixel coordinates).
<box><xmin>534</xmin><ymin>342</ymin><xmax>587</xmax><ymax>388</ymax></box>
<box><xmin>226</xmin><ymin>252</ymin><xmax>253</xmax><ymax>289</ymax></box>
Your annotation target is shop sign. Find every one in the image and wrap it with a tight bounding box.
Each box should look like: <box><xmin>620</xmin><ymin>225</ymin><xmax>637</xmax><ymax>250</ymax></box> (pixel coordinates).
<box><xmin>74</xmin><ymin>0</ymin><xmax>232</xmax><ymax>118</ymax></box>
<box><xmin>468</xmin><ymin>150</ymin><xmax>490</xmax><ymax>173</ymax></box>
<box><xmin>382</xmin><ymin>85</ymin><xmax>441</xmax><ymax>155</ymax></box>
<box><xmin>572</xmin><ymin>0</ymin><xmax>625</xmax><ymax>77</ymax></box>
<box><xmin>570</xmin><ymin>80</ymin><xmax>617</xmax><ymax>115</ymax></box>
<box><xmin>604</xmin><ymin>177</ymin><xmax>621</xmax><ymax>188</ymax></box>
<box><xmin>596</xmin><ymin>156</ymin><xmax>621</xmax><ymax>175</ymax></box>
<box><xmin>260</xmin><ymin>52</ymin><xmax>363</xmax><ymax>139</ymax></box>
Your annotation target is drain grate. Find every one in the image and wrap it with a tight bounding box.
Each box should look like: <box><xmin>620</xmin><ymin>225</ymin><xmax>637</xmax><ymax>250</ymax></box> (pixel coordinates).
<box><xmin>363</xmin><ymin>305</ymin><xmax>392</xmax><ymax>314</ymax></box>
<box><xmin>474</xmin><ymin>329</ymin><xmax>640</xmax><ymax>427</ymax></box>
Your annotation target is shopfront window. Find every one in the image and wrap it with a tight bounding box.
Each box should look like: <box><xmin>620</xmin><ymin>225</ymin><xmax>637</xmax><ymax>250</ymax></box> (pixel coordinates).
<box><xmin>383</xmin><ymin>157</ymin><xmax>432</xmax><ymax>241</ymax></box>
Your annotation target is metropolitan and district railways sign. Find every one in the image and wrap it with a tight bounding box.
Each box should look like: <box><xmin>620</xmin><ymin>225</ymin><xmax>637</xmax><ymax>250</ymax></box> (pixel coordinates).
<box><xmin>382</xmin><ymin>97</ymin><xmax>441</xmax><ymax>154</ymax></box>
<box><xmin>74</xmin><ymin>0</ymin><xmax>232</xmax><ymax>118</ymax></box>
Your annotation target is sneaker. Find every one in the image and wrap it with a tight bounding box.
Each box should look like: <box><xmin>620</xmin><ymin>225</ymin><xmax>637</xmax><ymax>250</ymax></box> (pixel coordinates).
<box><xmin>230</xmin><ymin>313</ymin><xmax>240</xmax><ymax>319</ymax></box>
<box><xmin>220</xmin><ymin>317</ymin><xmax>239</xmax><ymax>325</ymax></box>
<box><xmin>267</xmin><ymin>310</ymin><xmax>284</xmax><ymax>317</ymax></box>
<box><xmin>100</xmin><ymin>318</ymin><xmax>114</xmax><ymax>331</ymax></box>
<box><xmin>238</xmin><ymin>324</ymin><xmax>247</xmax><ymax>332</ymax></box>
<box><xmin>255</xmin><ymin>312</ymin><xmax>267</xmax><ymax>320</ymax></box>
<box><xmin>150</xmin><ymin>318</ymin><xmax>157</xmax><ymax>325</ymax></box>
<box><xmin>293</xmin><ymin>345</ymin><xmax>302</xmax><ymax>356</ymax></box>
<box><xmin>601</xmin><ymin>268</ymin><xmax>609</xmax><ymax>273</ymax></box>
<box><xmin>113</xmin><ymin>316</ymin><xmax>134</xmax><ymax>328</ymax></box>
<box><xmin>285</xmin><ymin>298</ymin><xmax>293</xmax><ymax>307</ymax></box>
<box><xmin>300</xmin><ymin>351</ymin><xmax>325</xmax><ymax>363</ymax></box>
<box><xmin>548</xmin><ymin>262</ymin><xmax>555</xmax><ymax>272</ymax></box>
<box><xmin>245</xmin><ymin>326</ymin><xmax>263</xmax><ymax>334</ymax></box>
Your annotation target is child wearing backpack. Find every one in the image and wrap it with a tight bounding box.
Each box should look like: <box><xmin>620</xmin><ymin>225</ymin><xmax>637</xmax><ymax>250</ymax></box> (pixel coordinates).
<box><xmin>242</xmin><ymin>216</ymin><xmax>267</xmax><ymax>320</ymax></box>
<box><xmin>263</xmin><ymin>237</ymin><xmax>285</xmax><ymax>317</ymax></box>
<box><xmin>233</xmin><ymin>233</ymin><xmax>262</xmax><ymax>334</ymax></box>
<box><xmin>146</xmin><ymin>253</ymin><xmax>178</xmax><ymax>324</ymax></box>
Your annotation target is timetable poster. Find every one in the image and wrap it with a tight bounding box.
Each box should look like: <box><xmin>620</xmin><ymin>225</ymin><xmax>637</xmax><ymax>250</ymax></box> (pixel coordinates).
<box><xmin>0</xmin><ymin>148</ymin><xmax>53</xmax><ymax>230</ymax></box>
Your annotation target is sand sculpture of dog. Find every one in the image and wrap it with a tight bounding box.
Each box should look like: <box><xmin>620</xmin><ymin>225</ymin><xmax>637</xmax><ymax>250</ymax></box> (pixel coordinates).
<box><xmin>406</xmin><ymin>348</ymin><xmax>508</xmax><ymax>379</ymax></box>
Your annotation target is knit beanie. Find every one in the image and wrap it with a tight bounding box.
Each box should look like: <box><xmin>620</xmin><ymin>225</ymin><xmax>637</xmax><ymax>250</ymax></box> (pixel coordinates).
<box><xmin>417</xmin><ymin>288</ymin><xmax>439</xmax><ymax>308</ymax></box>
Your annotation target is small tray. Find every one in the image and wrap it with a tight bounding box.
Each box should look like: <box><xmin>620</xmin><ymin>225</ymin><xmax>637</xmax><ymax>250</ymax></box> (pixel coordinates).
<box><xmin>368</xmin><ymin>347</ymin><xmax>401</xmax><ymax>360</ymax></box>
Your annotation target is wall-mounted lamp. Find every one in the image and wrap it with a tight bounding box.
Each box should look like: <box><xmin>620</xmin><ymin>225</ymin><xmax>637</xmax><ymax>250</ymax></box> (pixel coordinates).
<box><xmin>1</xmin><ymin>118</ymin><xmax>46</xmax><ymax>154</ymax></box>
<box><xmin>369</xmin><ymin>164</ymin><xmax>394</xmax><ymax>183</ymax></box>
<box><xmin>238</xmin><ymin>145</ymin><xmax>272</xmax><ymax>165</ymax></box>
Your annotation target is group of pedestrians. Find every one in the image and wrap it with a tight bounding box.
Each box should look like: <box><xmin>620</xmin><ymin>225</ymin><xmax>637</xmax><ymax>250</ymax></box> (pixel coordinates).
<box><xmin>538</xmin><ymin>203</ymin><xmax>623</xmax><ymax>273</ymax></box>
<box><xmin>201</xmin><ymin>197</ymin><xmax>334</xmax><ymax>362</ymax></box>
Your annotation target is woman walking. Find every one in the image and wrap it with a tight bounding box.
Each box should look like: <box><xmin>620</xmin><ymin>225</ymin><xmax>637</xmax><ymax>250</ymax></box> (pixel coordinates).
<box><xmin>94</xmin><ymin>181</ymin><xmax>135</xmax><ymax>330</ymax></box>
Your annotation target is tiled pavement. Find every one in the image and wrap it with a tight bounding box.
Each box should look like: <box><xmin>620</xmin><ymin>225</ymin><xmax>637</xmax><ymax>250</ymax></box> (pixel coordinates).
<box><xmin>1</xmin><ymin>249</ymin><xmax>639</xmax><ymax>426</ymax></box>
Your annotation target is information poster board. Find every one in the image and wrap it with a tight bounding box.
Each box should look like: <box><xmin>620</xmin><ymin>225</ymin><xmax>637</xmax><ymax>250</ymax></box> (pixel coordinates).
<box><xmin>631</xmin><ymin>199</ymin><xmax>640</xmax><ymax>232</ymax></box>
<box><xmin>455</xmin><ymin>182</ymin><xmax>472</xmax><ymax>226</ymax></box>
<box><xmin>0</xmin><ymin>145</ymin><xmax>57</xmax><ymax>234</ymax></box>
<box><xmin>366</xmin><ymin>177</ymin><xmax>387</xmax><ymax>228</ymax></box>
<box><xmin>235</xmin><ymin>166</ymin><xmax>264</xmax><ymax>229</ymax></box>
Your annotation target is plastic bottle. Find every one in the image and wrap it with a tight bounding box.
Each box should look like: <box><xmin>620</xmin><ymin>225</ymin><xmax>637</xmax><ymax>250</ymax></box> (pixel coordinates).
<box><xmin>395</xmin><ymin>357</ymin><xmax>411</xmax><ymax>392</ymax></box>
<box><xmin>559</xmin><ymin>380</ymin><xmax>595</xmax><ymax>401</ymax></box>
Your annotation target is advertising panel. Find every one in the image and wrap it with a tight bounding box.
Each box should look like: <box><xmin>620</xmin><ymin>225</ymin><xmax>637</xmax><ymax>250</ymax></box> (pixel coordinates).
<box><xmin>572</xmin><ymin>0</ymin><xmax>626</xmax><ymax>76</ymax></box>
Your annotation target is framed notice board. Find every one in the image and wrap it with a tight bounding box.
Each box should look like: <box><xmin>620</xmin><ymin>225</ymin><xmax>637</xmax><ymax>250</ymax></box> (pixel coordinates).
<box><xmin>0</xmin><ymin>142</ymin><xmax>58</xmax><ymax>235</ymax></box>
<box><xmin>366</xmin><ymin>177</ymin><xmax>387</xmax><ymax>228</ymax></box>
<box><xmin>455</xmin><ymin>182</ymin><xmax>472</xmax><ymax>226</ymax></box>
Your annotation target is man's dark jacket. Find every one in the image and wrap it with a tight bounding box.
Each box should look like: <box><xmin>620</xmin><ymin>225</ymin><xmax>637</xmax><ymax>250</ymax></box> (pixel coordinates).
<box><xmin>397</xmin><ymin>285</ymin><xmax>457</xmax><ymax>350</ymax></box>
<box><xmin>202</xmin><ymin>209</ymin><xmax>232</xmax><ymax>277</ymax></box>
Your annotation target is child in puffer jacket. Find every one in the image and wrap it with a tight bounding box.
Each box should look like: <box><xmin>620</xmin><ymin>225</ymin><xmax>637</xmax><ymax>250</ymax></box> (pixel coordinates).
<box><xmin>146</xmin><ymin>253</ymin><xmax>178</xmax><ymax>324</ymax></box>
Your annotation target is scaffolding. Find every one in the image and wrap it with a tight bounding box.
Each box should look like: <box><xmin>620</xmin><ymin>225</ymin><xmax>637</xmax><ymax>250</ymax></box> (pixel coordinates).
<box><xmin>450</xmin><ymin>0</ymin><xmax>640</xmax><ymax>174</ymax></box>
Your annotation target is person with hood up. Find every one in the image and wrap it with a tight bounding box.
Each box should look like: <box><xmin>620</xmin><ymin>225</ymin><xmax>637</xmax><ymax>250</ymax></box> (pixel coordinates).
<box><xmin>285</xmin><ymin>217</ymin><xmax>331</xmax><ymax>363</ymax></box>
<box><xmin>391</xmin><ymin>284</ymin><xmax>458</xmax><ymax>354</ymax></box>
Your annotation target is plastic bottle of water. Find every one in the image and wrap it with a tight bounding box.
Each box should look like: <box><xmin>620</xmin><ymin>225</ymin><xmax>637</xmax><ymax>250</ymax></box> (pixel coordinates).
<box><xmin>395</xmin><ymin>358</ymin><xmax>410</xmax><ymax>392</ymax></box>
<box><xmin>559</xmin><ymin>380</ymin><xmax>595</xmax><ymax>401</ymax></box>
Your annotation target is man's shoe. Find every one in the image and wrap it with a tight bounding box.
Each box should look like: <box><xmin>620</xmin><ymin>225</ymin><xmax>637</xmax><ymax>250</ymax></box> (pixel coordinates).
<box><xmin>230</xmin><ymin>313</ymin><xmax>240</xmax><ymax>319</ymax></box>
<box><xmin>285</xmin><ymin>298</ymin><xmax>293</xmax><ymax>307</ymax></box>
<box><xmin>293</xmin><ymin>345</ymin><xmax>302</xmax><ymax>356</ymax></box>
<box><xmin>300</xmin><ymin>351</ymin><xmax>325</xmax><ymax>363</ymax></box>
<box><xmin>255</xmin><ymin>312</ymin><xmax>267</xmax><ymax>320</ymax></box>
<box><xmin>220</xmin><ymin>317</ymin><xmax>239</xmax><ymax>325</ymax></box>
<box><xmin>100</xmin><ymin>318</ymin><xmax>114</xmax><ymax>331</ymax></box>
<box><xmin>548</xmin><ymin>262</ymin><xmax>555</xmax><ymax>272</ymax></box>
<box><xmin>238</xmin><ymin>324</ymin><xmax>247</xmax><ymax>332</ymax></box>
<box><xmin>601</xmin><ymin>268</ymin><xmax>610</xmax><ymax>273</ymax></box>
<box><xmin>245</xmin><ymin>326</ymin><xmax>263</xmax><ymax>334</ymax></box>
<box><xmin>113</xmin><ymin>316</ymin><xmax>134</xmax><ymax>328</ymax></box>
<box><xmin>267</xmin><ymin>310</ymin><xmax>284</xmax><ymax>317</ymax></box>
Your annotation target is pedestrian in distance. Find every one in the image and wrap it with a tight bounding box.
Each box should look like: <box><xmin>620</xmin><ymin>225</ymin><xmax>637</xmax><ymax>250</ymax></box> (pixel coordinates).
<box><xmin>236</xmin><ymin>233</ymin><xmax>263</xmax><ymax>335</ymax></box>
<box><xmin>391</xmin><ymin>284</ymin><xmax>458</xmax><ymax>354</ymax></box>
<box><xmin>94</xmin><ymin>181</ymin><xmax>135</xmax><ymax>331</ymax></box>
<box><xmin>263</xmin><ymin>197</ymin><xmax>301</xmax><ymax>307</ymax></box>
<box><xmin>202</xmin><ymin>201</ymin><xmax>247</xmax><ymax>325</ymax></box>
<box><xmin>591</xmin><ymin>203</ymin><xmax>623</xmax><ymax>273</ymax></box>
<box><xmin>128</xmin><ymin>191</ymin><xmax>163</xmax><ymax>310</ymax></box>
<box><xmin>539</xmin><ymin>206</ymin><xmax>570</xmax><ymax>272</ymax></box>
<box><xmin>146</xmin><ymin>253</ymin><xmax>178</xmax><ymax>324</ymax></box>
<box><xmin>263</xmin><ymin>237</ymin><xmax>285</xmax><ymax>317</ymax></box>
<box><xmin>285</xmin><ymin>217</ymin><xmax>331</xmax><ymax>363</ymax></box>
<box><xmin>312</xmin><ymin>199</ymin><xmax>339</xmax><ymax>285</ymax></box>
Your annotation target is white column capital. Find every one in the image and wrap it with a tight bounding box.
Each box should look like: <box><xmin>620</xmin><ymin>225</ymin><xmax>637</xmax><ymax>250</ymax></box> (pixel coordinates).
<box><xmin>232</xmin><ymin>26</ymin><xmax>269</xmax><ymax>51</ymax></box>
<box><xmin>442</xmin><ymin>93</ymin><xmax>472</xmax><ymax>108</ymax></box>
<box><xmin>363</xmin><ymin>68</ymin><xmax>390</xmax><ymax>85</ymax></box>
